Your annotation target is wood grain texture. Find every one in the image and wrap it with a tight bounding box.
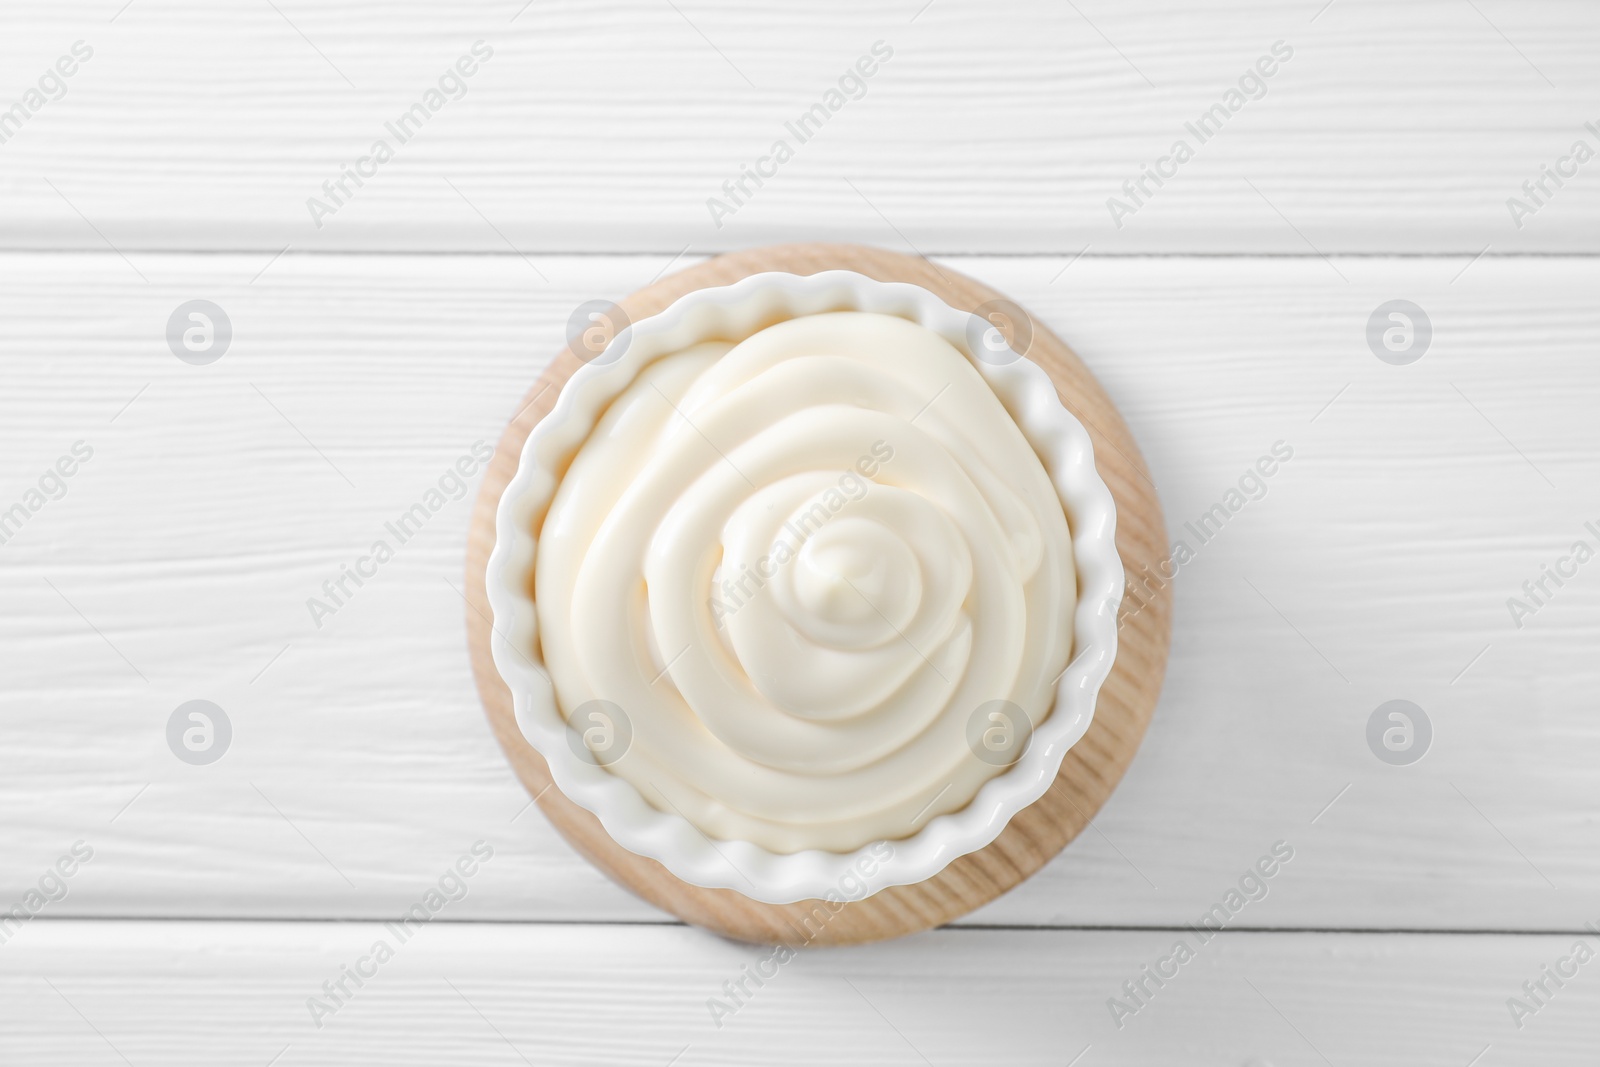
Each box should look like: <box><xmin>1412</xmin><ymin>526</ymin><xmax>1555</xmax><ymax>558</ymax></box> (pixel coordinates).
<box><xmin>2</xmin><ymin>1</ymin><xmax>1599</xmax><ymax>253</ymax></box>
<box><xmin>0</xmin><ymin>252</ymin><xmax>1597</xmax><ymax>932</ymax></box>
<box><xmin>4</xmin><ymin>0</ymin><xmax>1595</xmax><ymax>1042</ymax></box>
<box><xmin>461</xmin><ymin>243</ymin><xmax>1171</xmax><ymax>944</ymax></box>
<box><xmin>4</xmin><ymin>921</ymin><xmax>1599</xmax><ymax>1065</ymax></box>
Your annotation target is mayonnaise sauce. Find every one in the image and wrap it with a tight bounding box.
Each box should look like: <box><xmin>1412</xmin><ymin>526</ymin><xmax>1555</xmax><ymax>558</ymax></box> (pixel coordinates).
<box><xmin>535</xmin><ymin>311</ymin><xmax>1074</xmax><ymax>853</ymax></box>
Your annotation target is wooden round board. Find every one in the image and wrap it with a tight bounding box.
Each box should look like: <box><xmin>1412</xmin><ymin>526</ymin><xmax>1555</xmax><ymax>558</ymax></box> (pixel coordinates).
<box><xmin>464</xmin><ymin>244</ymin><xmax>1172</xmax><ymax>946</ymax></box>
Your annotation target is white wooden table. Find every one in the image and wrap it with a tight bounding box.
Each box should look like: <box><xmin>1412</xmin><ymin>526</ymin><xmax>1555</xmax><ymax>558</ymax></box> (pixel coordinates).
<box><xmin>3</xmin><ymin>1</ymin><xmax>1598</xmax><ymax>1062</ymax></box>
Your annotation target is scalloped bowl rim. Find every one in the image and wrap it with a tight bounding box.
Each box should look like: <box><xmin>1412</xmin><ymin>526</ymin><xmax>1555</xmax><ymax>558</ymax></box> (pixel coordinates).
<box><xmin>485</xmin><ymin>269</ymin><xmax>1123</xmax><ymax>905</ymax></box>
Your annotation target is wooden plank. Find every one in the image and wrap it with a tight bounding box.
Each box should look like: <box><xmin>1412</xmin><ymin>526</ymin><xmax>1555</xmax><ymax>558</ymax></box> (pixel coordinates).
<box><xmin>2</xmin><ymin>922</ymin><xmax>1597</xmax><ymax>1064</ymax></box>
<box><xmin>0</xmin><ymin>252</ymin><xmax>1596</xmax><ymax>930</ymax></box>
<box><xmin>2</xmin><ymin>1</ymin><xmax>1598</xmax><ymax>252</ymax></box>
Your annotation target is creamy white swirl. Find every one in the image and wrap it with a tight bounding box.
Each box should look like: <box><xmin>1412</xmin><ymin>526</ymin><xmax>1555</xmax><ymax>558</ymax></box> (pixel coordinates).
<box><xmin>535</xmin><ymin>311</ymin><xmax>1075</xmax><ymax>853</ymax></box>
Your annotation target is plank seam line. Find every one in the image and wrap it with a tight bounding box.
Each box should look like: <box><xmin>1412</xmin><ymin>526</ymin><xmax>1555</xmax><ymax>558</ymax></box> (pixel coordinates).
<box><xmin>19</xmin><ymin>917</ymin><xmax>1590</xmax><ymax>937</ymax></box>
<box><xmin>2</xmin><ymin>248</ymin><xmax>1598</xmax><ymax>261</ymax></box>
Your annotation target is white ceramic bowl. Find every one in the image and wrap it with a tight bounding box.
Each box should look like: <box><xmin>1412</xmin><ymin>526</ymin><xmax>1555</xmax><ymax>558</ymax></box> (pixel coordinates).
<box><xmin>486</xmin><ymin>270</ymin><xmax>1123</xmax><ymax>905</ymax></box>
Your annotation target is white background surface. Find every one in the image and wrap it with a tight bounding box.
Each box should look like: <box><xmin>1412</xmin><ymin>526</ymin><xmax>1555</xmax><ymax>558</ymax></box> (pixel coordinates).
<box><xmin>1</xmin><ymin>1</ymin><xmax>1597</xmax><ymax>1064</ymax></box>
